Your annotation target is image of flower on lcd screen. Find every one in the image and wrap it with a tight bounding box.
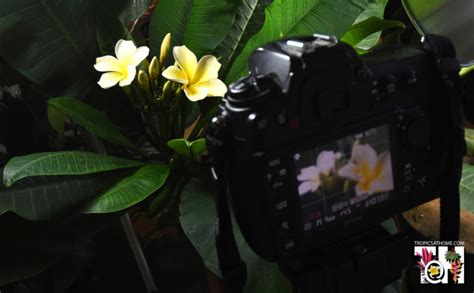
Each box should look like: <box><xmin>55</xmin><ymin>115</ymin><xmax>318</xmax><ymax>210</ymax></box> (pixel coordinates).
<box><xmin>297</xmin><ymin>140</ymin><xmax>394</xmax><ymax>198</ymax></box>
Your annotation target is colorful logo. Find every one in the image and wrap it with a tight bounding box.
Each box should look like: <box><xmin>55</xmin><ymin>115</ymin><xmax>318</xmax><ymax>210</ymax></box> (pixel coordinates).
<box><xmin>414</xmin><ymin>245</ymin><xmax>464</xmax><ymax>284</ymax></box>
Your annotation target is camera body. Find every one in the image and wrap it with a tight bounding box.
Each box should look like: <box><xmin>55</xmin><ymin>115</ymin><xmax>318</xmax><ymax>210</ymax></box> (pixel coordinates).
<box><xmin>213</xmin><ymin>34</ymin><xmax>457</xmax><ymax>261</ymax></box>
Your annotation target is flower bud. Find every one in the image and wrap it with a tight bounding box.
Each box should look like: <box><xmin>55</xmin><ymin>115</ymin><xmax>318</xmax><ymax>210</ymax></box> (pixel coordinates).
<box><xmin>149</xmin><ymin>56</ymin><xmax>160</xmax><ymax>82</ymax></box>
<box><xmin>162</xmin><ymin>80</ymin><xmax>173</xmax><ymax>100</ymax></box>
<box><xmin>137</xmin><ymin>70</ymin><xmax>150</xmax><ymax>94</ymax></box>
<box><xmin>160</xmin><ymin>33</ymin><xmax>172</xmax><ymax>64</ymax></box>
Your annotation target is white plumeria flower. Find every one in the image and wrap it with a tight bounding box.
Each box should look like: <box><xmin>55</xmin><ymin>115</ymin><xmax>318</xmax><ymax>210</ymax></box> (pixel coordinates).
<box><xmin>162</xmin><ymin>45</ymin><xmax>227</xmax><ymax>101</ymax></box>
<box><xmin>94</xmin><ymin>39</ymin><xmax>149</xmax><ymax>89</ymax></box>
<box><xmin>317</xmin><ymin>150</ymin><xmax>342</xmax><ymax>175</ymax></box>
<box><xmin>297</xmin><ymin>151</ymin><xmax>341</xmax><ymax>195</ymax></box>
<box><xmin>297</xmin><ymin>166</ymin><xmax>323</xmax><ymax>195</ymax></box>
<box><xmin>337</xmin><ymin>141</ymin><xmax>393</xmax><ymax>196</ymax></box>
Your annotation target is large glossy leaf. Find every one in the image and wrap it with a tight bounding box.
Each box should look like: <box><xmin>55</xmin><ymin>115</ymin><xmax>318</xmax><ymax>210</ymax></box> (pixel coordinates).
<box><xmin>214</xmin><ymin>0</ymin><xmax>271</xmax><ymax>75</ymax></box>
<box><xmin>0</xmin><ymin>0</ymin><xmax>130</xmax><ymax>98</ymax></box>
<box><xmin>459</xmin><ymin>163</ymin><xmax>474</xmax><ymax>212</ymax></box>
<box><xmin>149</xmin><ymin>0</ymin><xmax>238</xmax><ymax>62</ymax></box>
<box><xmin>341</xmin><ymin>17</ymin><xmax>405</xmax><ymax>48</ymax></box>
<box><xmin>96</xmin><ymin>17</ymin><xmax>133</xmax><ymax>56</ymax></box>
<box><xmin>167</xmin><ymin>138</ymin><xmax>207</xmax><ymax>158</ymax></box>
<box><xmin>120</xmin><ymin>0</ymin><xmax>152</xmax><ymax>25</ymax></box>
<box><xmin>82</xmin><ymin>164</ymin><xmax>170</xmax><ymax>213</ymax></box>
<box><xmin>346</xmin><ymin>0</ymin><xmax>388</xmax><ymax>50</ymax></box>
<box><xmin>0</xmin><ymin>173</ymin><xmax>128</xmax><ymax>220</ymax></box>
<box><xmin>3</xmin><ymin>151</ymin><xmax>142</xmax><ymax>187</ymax></box>
<box><xmin>226</xmin><ymin>0</ymin><xmax>388</xmax><ymax>84</ymax></box>
<box><xmin>179</xmin><ymin>179</ymin><xmax>292</xmax><ymax>293</ymax></box>
<box><xmin>465</xmin><ymin>129</ymin><xmax>474</xmax><ymax>156</ymax></box>
<box><xmin>48</xmin><ymin>97</ymin><xmax>135</xmax><ymax>149</ymax></box>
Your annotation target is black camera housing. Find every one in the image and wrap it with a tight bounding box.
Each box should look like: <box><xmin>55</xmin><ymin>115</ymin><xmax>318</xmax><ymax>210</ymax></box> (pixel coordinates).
<box><xmin>214</xmin><ymin>34</ymin><xmax>458</xmax><ymax>261</ymax></box>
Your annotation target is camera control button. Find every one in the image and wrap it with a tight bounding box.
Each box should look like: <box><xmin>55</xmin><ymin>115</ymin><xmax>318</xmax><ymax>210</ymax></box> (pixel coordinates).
<box><xmin>404</xmin><ymin>69</ymin><xmax>418</xmax><ymax>85</ymax></box>
<box><xmin>268</xmin><ymin>158</ymin><xmax>281</xmax><ymax>167</ymax></box>
<box><xmin>380</xmin><ymin>74</ymin><xmax>398</xmax><ymax>98</ymax></box>
<box><xmin>272</xmin><ymin>181</ymin><xmax>285</xmax><ymax>189</ymax></box>
<box><xmin>283</xmin><ymin>240</ymin><xmax>296</xmax><ymax>253</ymax></box>
<box><xmin>275</xmin><ymin>200</ymin><xmax>288</xmax><ymax>211</ymax></box>
<box><xmin>403</xmin><ymin>185</ymin><xmax>411</xmax><ymax>193</ymax></box>
<box><xmin>248</xmin><ymin>113</ymin><xmax>268</xmax><ymax>130</ymax></box>
<box><xmin>275</xmin><ymin>111</ymin><xmax>287</xmax><ymax>125</ymax></box>
<box><xmin>265</xmin><ymin>173</ymin><xmax>273</xmax><ymax>182</ymax></box>
<box><xmin>280</xmin><ymin>220</ymin><xmax>290</xmax><ymax>231</ymax></box>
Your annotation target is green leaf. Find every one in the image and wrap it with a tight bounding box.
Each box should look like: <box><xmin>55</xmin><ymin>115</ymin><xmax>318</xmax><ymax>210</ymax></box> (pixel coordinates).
<box><xmin>459</xmin><ymin>163</ymin><xmax>474</xmax><ymax>213</ymax></box>
<box><xmin>0</xmin><ymin>0</ymin><xmax>130</xmax><ymax>98</ymax></box>
<box><xmin>184</xmin><ymin>101</ymin><xmax>201</xmax><ymax>128</ymax></box>
<box><xmin>0</xmin><ymin>172</ymin><xmax>128</xmax><ymax>220</ymax></box>
<box><xmin>96</xmin><ymin>17</ymin><xmax>133</xmax><ymax>56</ymax></box>
<box><xmin>341</xmin><ymin>16</ymin><xmax>405</xmax><ymax>48</ymax></box>
<box><xmin>214</xmin><ymin>0</ymin><xmax>271</xmax><ymax>75</ymax></box>
<box><xmin>3</xmin><ymin>151</ymin><xmax>142</xmax><ymax>187</ymax></box>
<box><xmin>167</xmin><ymin>138</ymin><xmax>192</xmax><ymax>158</ymax></box>
<box><xmin>167</xmin><ymin>138</ymin><xmax>207</xmax><ymax>158</ymax></box>
<box><xmin>180</xmin><ymin>178</ymin><xmax>292</xmax><ymax>293</ymax></box>
<box><xmin>445</xmin><ymin>250</ymin><xmax>461</xmax><ymax>262</ymax></box>
<box><xmin>465</xmin><ymin>129</ymin><xmax>474</xmax><ymax>156</ymax></box>
<box><xmin>346</xmin><ymin>0</ymin><xmax>388</xmax><ymax>50</ymax></box>
<box><xmin>82</xmin><ymin>164</ymin><xmax>170</xmax><ymax>213</ymax></box>
<box><xmin>47</xmin><ymin>104</ymin><xmax>65</xmax><ymax>134</ymax></box>
<box><xmin>48</xmin><ymin>97</ymin><xmax>135</xmax><ymax>149</ymax></box>
<box><xmin>149</xmin><ymin>0</ymin><xmax>238</xmax><ymax>62</ymax></box>
<box><xmin>460</xmin><ymin>65</ymin><xmax>474</xmax><ymax>77</ymax></box>
<box><xmin>226</xmin><ymin>0</ymin><xmax>388</xmax><ymax>84</ymax></box>
<box><xmin>190</xmin><ymin>138</ymin><xmax>207</xmax><ymax>156</ymax></box>
<box><xmin>120</xmin><ymin>0</ymin><xmax>152</xmax><ymax>25</ymax></box>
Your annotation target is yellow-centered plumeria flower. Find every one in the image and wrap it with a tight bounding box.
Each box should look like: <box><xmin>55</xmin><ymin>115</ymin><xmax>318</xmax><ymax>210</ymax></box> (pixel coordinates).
<box><xmin>94</xmin><ymin>39</ymin><xmax>149</xmax><ymax>89</ymax></box>
<box><xmin>161</xmin><ymin>45</ymin><xmax>227</xmax><ymax>101</ymax></box>
<box><xmin>337</xmin><ymin>141</ymin><xmax>393</xmax><ymax>196</ymax></box>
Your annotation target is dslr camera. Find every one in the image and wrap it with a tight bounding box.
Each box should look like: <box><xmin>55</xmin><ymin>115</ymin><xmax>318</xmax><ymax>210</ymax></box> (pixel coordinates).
<box><xmin>207</xmin><ymin>33</ymin><xmax>469</xmax><ymax>292</ymax></box>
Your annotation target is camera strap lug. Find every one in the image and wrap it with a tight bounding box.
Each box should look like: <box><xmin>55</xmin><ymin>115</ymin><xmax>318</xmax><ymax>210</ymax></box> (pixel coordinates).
<box><xmin>207</xmin><ymin>114</ymin><xmax>247</xmax><ymax>293</ymax></box>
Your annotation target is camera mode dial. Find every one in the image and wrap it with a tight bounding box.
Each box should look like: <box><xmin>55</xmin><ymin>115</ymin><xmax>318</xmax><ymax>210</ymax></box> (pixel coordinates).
<box><xmin>228</xmin><ymin>74</ymin><xmax>280</xmax><ymax>106</ymax></box>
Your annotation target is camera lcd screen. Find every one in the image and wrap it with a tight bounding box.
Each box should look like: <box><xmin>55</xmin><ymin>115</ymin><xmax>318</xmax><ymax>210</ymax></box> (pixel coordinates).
<box><xmin>294</xmin><ymin>125</ymin><xmax>394</xmax><ymax>234</ymax></box>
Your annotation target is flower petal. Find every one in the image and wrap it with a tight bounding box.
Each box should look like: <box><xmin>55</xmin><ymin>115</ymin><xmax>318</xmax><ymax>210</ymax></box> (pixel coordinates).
<box><xmin>297</xmin><ymin>166</ymin><xmax>320</xmax><ymax>181</ymax></box>
<box><xmin>298</xmin><ymin>181</ymin><xmax>319</xmax><ymax>195</ymax></box>
<box><xmin>370</xmin><ymin>177</ymin><xmax>393</xmax><ymax>193</ymax></box>
<box><xmin>375</xmin><ymin>152</ymin><xmax>392</xmax><ymax>179</ymax></box>
<box><xmin>197</xmin><ymin>78</ymin><xmax>227</xmax><ymax>97</ymax></box>
<box><xmin>183</xmin><ymin>85</ymin><xmax>208</xmax><ymax>102</ymax></box>
<box><xmin>317</xmin><ymin>151</ymin><xmax>337</xmax><ymax>175</ymax></box>
<box><xmin>173</xmin><ymin>46</ymin><xmax>197</xmax><ymax>82</ymax></box>
<box><xmin>115</xmin><ymin>39</ymin><xmax>137</xmax><ymax>64</ymax></box>
<box><xmin>98</xmin><ymin>72</ymin><xmax>123</xmax><ymax>89</ymax></box>
<box><xmin>337</xmin><ymin>162</ymin><xmax>358</xmax><ymax>181</ymax></box>
<box><xmin>352</xmin><ymin>143</ymin><xmax>378</xmax><ymax>170</ymax></box>
<box><xmin>162</xmin><ymin>65</ymin><xmax>188</xmax><ymax>84</ymax></box>
<box><xmin>118</xmin><ymin>65</ymin><xmax>136</xmax><ymax>87</ymax></box>
<box><xmin>191</xmin><ymin>55</ymin><xmax>221</xmax><ymax>84</ymax></box>
<box><xmin>131</xmin><ymin>46</ymin><xmax>150</xmax><ymax>66</ymax></box>
<box><xmin>355</xmin><ymin>184</ymin><xmax>368</xmax><ymax>196</ymax></box>
<box><xmin>372</xmin><ymin>154</ymin><xmax>394</xmax><ymax>192</ymax></box>
<box><xmin>94</xmin><ymin>56</ymin><xmax>121</xmax><ymax>72</ymax></box>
